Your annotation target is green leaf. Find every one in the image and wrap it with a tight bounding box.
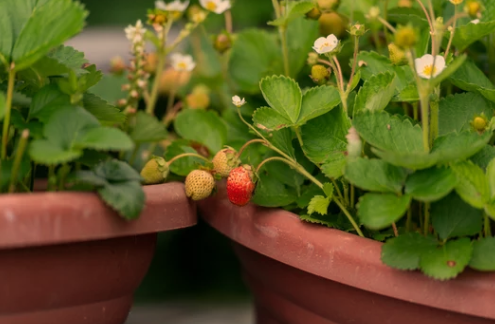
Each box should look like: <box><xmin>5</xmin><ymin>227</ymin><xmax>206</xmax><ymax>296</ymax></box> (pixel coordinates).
<box><xmin>268</xmin><ymin>1</ymin><xmax>315</xmax><ymax>26</ymax></box>
<box><xmin>297</xmin><ymin>85</ymin><xmax>341</xmax><ymax>125</ymax></box>
<box><xmin>471</xmin><ymin>145</ymin><xmax>495</xmax><ymax>170</ymax></box>
<box><xmin>260</xmin><ymin>75</ymin><xmax>302</xmax><ymax>124</ymax></box>
<box><xmin>429</xmin><ymin>55</ymin><xmax>467</xmax><ymax>88</ymax></box>
<box><xmin>8</xmin><ymin>0</ymin><xmax>87</xmax><ymax>71</ymax></box>
<box><xmin>381</xmin><ymin>232</ymin><xmax>437</xmax><ymax>270</ymax></box>
<box><xmin>82</xmin><ymin>93</ymin><xmax>126</xmax><ymax>126</ymax></box>
<box><xmin>345</xmin><ymin>158</ymin><xmax>407</xmax><ymax>194</ymax></box>
<box><xmin>419</xmin><ymin>238</ymin><xmax>473</xmax><ymax>280</ymax></box>
<box><xmin>253</xmin><ymin>107</ymin><xmax>292</xmax><ymax>131</ymax></box>
<box><xmin>488</xmin><ymin>159</ymin><xmax>495</xmax><ymax>200</ymax></box>
<box><xmin>10</xmin><ymin>109</ymin><xmax>43</xmax><ymax>138</ymax></box>
<box><xmin>164</xmin><ymin>140</ymin><xmax>207</xmax><ymax>176</ymax></box>
<box><xmin>98</xmin><ymin>179</ymin><xmax>144</xmax><ymax>220</ymax></box>
<box><xmin>322</xmin><ymin>182</ymin><xmax>334</xmax><ymax>198</ymax></box>
<box><xmin>72</xmin><ymin>170</ymin><xmax>108</xmax><ymax>187</ymax></box>
<box><xmin>301</xmin><ymin>107</ymin><xmax>350</xmax><ymax>165</ymax></box>
<box><xmin>287</xmin><ymin>18</ymin><xmax>319</xmax><ymax>78</ymax></box>
<box><xmin>387</xmin><ymin>8</ymin><xmax>429</xmax><ymax>28</ymax></box>
<box><xmin>470</xmin><ymin>237</ymin><xmax>495</xmax><ymax>271</ymax></box>
<box><xmin>252</xmin><ymin>172</ymin><xmax>298</xmax><ymax>207</ymax></box>
<box><xmin>354</xmin><ymin>72</ymin><xmax>396</xmax><ymax>113</ymax></box>
<box><xmin>174</xmin><ymin>109</ymin><xmax>226</xmax><ymax>153</ymax></box>
<box><xmin>229</xmin><ymin>30</ymin><xmax>283</xmax><ymax>94</ymax></box>
<box><xmin>264</xmin><ymin>128</ymin><xmax>296</xmax><ymax>159</ymax></box>
<box><xmin>451</xmin><ymin>21</ymin><xmax>495</xmax><ymax>52</ymax></box>
<box><xmin>450</xmin><ymin>60</ymin><xmax>495</xmax><ymax>103</ymax></box>
<box><xmin>75</xmin><ymin>127</ymin><xmax>133</xmax><ymax>151</ymax></box>
<box><xmin>130</xmin><ymin>111</ymin><xmax>168</xmax><ymax>143</ymax></box>
<box><xmin>28</xmin><ymin>84</ymin><xmax>71</xmax><ymax>122</ymax></box>
<box><xmin>29</xmin><ymin>139</ymin><xmax>82</xmax><ymax>165</ymax></box>
<box><xmin>299</xmin><ymin>214</ymin><xmax>336</xmax><ymax>228</ymax></box>
<box><xmin>297</xmin><ymin>183</ymin><xmax>322</xmax><ymax>208</ymax></box>
<box><xmin>353</xmin><ymin>111</ymin><xmax>423</xmax><ymax>154</ymax></box>
<box><xmin>451</xmin><ymin>161</ymin><xmax>490</xmax><ymax>209</ymax></box>
<box><xmin>356</xmin><ymin>51</ymin><xmax>393</xmax><ymax>80</ymax></box>
<box><xmin>431</xmin><ymin>192</ymin><xmax>483</xmax><ymax>240</ymax></box>
<box><xmin>30</xmin><ymin>45</ymin><xmax>88</xmax><ymax>76</ymax></box>
<box><xmin>405</xmin><ymin>167</ymin><xmax>457</xmax><ymax>202</ymax></box>
<box><xmin>321</xmin><ymin>153</ymin><xmax>347</xmax><ymax>179</ymax></box>
<box><xmin>357</xmin><ymin>193</ymin><xmax>411</xmax><ymax>229</ymax></box>
<box><xmin>93</xmin><ymin>159</ymin><xmax>142</xmax><ymax>182</ymax></box>
<box><xmin>308</xmin><ymin>195</ymin><xmax>331</xmax><ymax>215</ymax></box>
<box><xmin>89</xmin><ymin>73</ymin><xmax>128</xmax><ymax>105</ymax></box>
<box><xmin>0</xmin><ymin>92</ymin><xmax>5</xmax><ymax>121</ymax></box>
<box><xmin>0</xmin><ymin>157</ymin><xmax>31</xmax><ymax>191</ymax></box>
<box><xmin>439</xmin><ymin>92</ymin><xmax>494</xmax><ymax>136</ymax></box>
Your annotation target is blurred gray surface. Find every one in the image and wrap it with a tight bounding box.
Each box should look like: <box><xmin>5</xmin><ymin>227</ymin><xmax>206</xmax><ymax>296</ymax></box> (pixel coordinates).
<box><xmin>125</xmin><ymin>302</ymin><xmax>253</xmax><ymax>324</ymax></box>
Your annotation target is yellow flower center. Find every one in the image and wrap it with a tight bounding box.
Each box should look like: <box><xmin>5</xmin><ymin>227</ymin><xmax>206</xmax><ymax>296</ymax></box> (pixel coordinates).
<box><xmin>206</xmin><ymin>1</ymin><xmax>217</xmax><ymax>11</ymax></box>
<box><xmin>178</xmin><ymin>62</ymin><xmax>187</xmax><ymax>69</ymax></box>
<box><xmin>320</xmin><ymin>42</ymin><xmax>330</xmax><ymax>50</ymax></box>
<box><xmin>423</xmin><ymin>64</ymin><xmax>436</xmax><ymax>77</ymax></box>
<box><xmin>449</xmin><ymin>0</ymin><xmax>463</xmax><ymax>5</ymax></box>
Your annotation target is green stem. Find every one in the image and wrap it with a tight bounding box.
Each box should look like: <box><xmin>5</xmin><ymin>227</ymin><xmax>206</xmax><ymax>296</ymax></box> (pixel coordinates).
<box><xmin>331</xmin><ymin>179</ymin><xmax>345</xmax><ymax>205</ymax></box>
<box><xmin>444</xmin><ymin>5</ymin><xmax>458</xmax><ymax>59</ymax></box>
<box><xmin>236</xmin><ymin>139</ymin><xmax>266</xmax><ymax>158</ymax></box>
<box><xmin>333</xmin><ymin>198</ymin><xmax>365</xmax><ymax>237</ymax></box>
<box><xmin>166</xmin><ymin>152</ymin><xmax>210</xmax><ymax>166</ymax></box>
<box><xmin>429</xmin><ymin>96</ymin><xmax>439</xmax><ymax>147</ymax></box>
<box><xmin>350</xmin><ymin>184</ymin><xmax>355</xmax><ymax>209</ymax></box>
<box><xmin>485</xmin><ymin>213</ymin><xmax>492</xmax><ymax>237</ymax></box>
<box><xmin>343</xmin><ymin>181</ymin><xmax>349</xmax><ymax>206</ymax></box>
<box><xmin>295</xmin><ymin>127</ymin><xmax>303</xmax><ymax>147</ymax></box>
<box><xmin>165</xmin><ymin>77</ymin><xmax>178</xmax><ymax>118</ymax></box>
<box><xmin>8</xmin><ymin>129</ymin><xmax>29</xmax><ymax>193</ymax></box>
<box><xmin>2</xmin><ymin>68</ymin><xmax>16</xmax><ymax>159</ymax></box>
<box><xmin>413</xmin><ymin>102</ymin><xmax>419</xmax><ymax>120</ymax></box>
<box><xmin>347</xmin><ymin>36</ymin><xmax>360</xmax><ymax>91</ymax></box>
<box><xmin>129</xmin><ymin>143</ymin><xmax>141</xmax><ymax>166</ymax></box>
<box><xmin>424</xmin><ymin>202</ymin><xmax>430</xmax><ymax>235</ymax></box>
<box><xmin>419</xmin><ymin>91</ymin><xmax>430</xmax><ymax>152</ymax></box>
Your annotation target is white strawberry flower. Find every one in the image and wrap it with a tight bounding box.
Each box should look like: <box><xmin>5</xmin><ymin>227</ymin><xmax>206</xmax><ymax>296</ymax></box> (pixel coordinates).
<box><xmin>414</xmin><ymin>54</ymin><xmax>446</xmax><ymax>79</ymax></box>
<box><xmin>125</xmin><ymin>20</ymin><xmax>145</xmax><ymax>44</ymax></box>
<box><xmin>171</xmin><ymin>53</ymin><xmax>196</xmax><ymax>72</ymax></box>
<box><xmin>199</xmin><ymin>0</ymin><xmax>231</xmax><ymax>14</ymax></box>
<box><xmin>232</xmin><ymin>95</ymin><xmax>246</xmax><ymax>107</ymax></box>
<box><xmin>155</xmin><ymin>0</ymin><xmax>190</xmax><ymax>12</ymax></box>
<box><xmin>312</xmin><ymin>34</ymin><xmax>339</xmax><ymax>54</ymax></box>
<box><xmin>471</xmin><ymin>19</ymin><xmax>480</xmax><ymax>24</ymax></box>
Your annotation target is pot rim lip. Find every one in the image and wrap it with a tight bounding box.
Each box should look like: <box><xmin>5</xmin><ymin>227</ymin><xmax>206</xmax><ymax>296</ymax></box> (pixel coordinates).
<box><xmin>198</xmin><ymin>189</ymin><xmax>495</xmax><ymax>320</ymax></box>
<box><xmin>0</xmin><ymin>182</ymin><xmax>196</xmax><ymax>249</ymax></box>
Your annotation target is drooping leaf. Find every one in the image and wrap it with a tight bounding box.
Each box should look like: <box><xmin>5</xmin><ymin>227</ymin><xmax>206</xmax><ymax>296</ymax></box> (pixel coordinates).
<box><xmin>405</xmin><ymin>167</ymin><xmax>457</xmax><ymax>202</ymax></box>
<box><xmin>381</xmin><ymin>232</ymin><xmax>437</xmax><ymax>270</ymax></box>
<box><xmin>307</xmin><ymin>195</ymin><xmax>331</xmax><ymax>215</ymax></box>
<box><xmin>354</xmin><ymin>72</ymin><xmax>396</xmax><ymax>113</ymax></box>
<box><xmin>419</xmin><ymin>238</ymin><xmax>473</xmax><ymax>280</ymax></box>
<box><xmin>174</xmin><ymin>109</ymin><xmax>226</xmax><ymax>153</ymax></box>
<box><xmin>450</xmin><ymin>60</ymin><xmax>495</xmax><ymax>103</ymax></box>
<box><xmin>130</xmin><ymin>111</ymin><xmax>168</xmax><ymax>143</ymax></box>
<box><xmin>93</xmin><ymin>159</ymin><xmax>143</xmax><ymax>182</ymax></box>
<box><xmin>451</xmin><ymin>21</ymin><xmax>495</xmax><ymax>52</ymax></box>
<box><xmin>82</xmin><ymin>93</ymin><xmax>126</xmax><ymax>126</ymax></box>
<box><xmin>470</xmin><ymin>237</ymin><xmax>495</xmax><ymax>271</ymax></box>
<box><xmin>439</xmin><ymin>92</ymin><xmax>494</xmax><ymax>136</ymax></box>
<box><xmin>451</xmin><ymin>161</ymin><xmax>490</xmax><ymax>209</ymax></box>
<box><xmin>431</xmin><ymin>192</ymin><xmax>483</xmax><ymax>240</ymax></box>
<box><xmin>229</xmin><ymin>30</ymin><xmax>283</xmax><ymax>94</ymax></box>
<box><xmin>344</xmin><ymin>158</ymin><xmax>407</xmax><ymax>194</ymax></box>
<box><xmin>30</xmin><ymin>45</ymin><xmax>88</xmax><ymax>77</ymax></box>
<box><xmin>357</xmin><ymin>193</ymin><xmax>411</xmax><ymax>229</ymax></box>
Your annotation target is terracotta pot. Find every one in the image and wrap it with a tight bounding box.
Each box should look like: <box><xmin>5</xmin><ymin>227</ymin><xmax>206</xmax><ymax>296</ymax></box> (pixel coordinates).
<box><xmin>0</xmin><ymin>182</ymin><xmax>196</xmax><ymax>324</ymax></box>
<box><xmin>198</xmin><ymin>185</ymin><xmax>495</xmax><ymax>324</ymax></box>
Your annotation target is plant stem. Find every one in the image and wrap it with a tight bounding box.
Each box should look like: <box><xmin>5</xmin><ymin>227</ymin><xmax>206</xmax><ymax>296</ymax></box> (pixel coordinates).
<box><xmin>332</xmin><ymin>57</ymin><xmax>345</xmax><ymax>93</ymax></box>
<box><xmin>350</xmin><ymin>184</ymin><xmax>355</xmax><ymax>209</ymax></box>
<box><xmin>392</xmin><ymin>222</ymin><xmax>399</xmax><ymax>237</ymax></box>
<box><xmin>8</xmin><ymin>129</ymin><xmax>29</xmax><ymax>193</ymax></box>
<box><xmin>331</xmin><ymin>178</ymin><xmax>345</xmax><ymax>205</ymax></box>
<box><xmin>382</xmin><ymin>0</ymin><xmax>391</xmax><ymax>41</ymax></box>
<box><xmin>129</xmin><ymin>143</ymin><xmax>141</xmax><ymax>166</ymax></box>
<box><xmin>429</xmin><ymin>94</ymin><xmax>439</xmax><ymax>146</ymax></box>
<box><xmin>236</xmin><ymin>139</ymin><xmax>266</xmax><ymax>158</ymax></box>
<box><xmin>485</xmin><ymin>213</ymin><xmax>492</xmax><ymax>237</ymax></box>
<box><xmin>333</xmin><ymin>198</ymin><xmax>365</xmax><ymax>237</ymax></box>
<box><xmin>271</xmin><ymin>0</ymin><xmax>281</xmax><ymax>18</ymax></box>
<box><xmin>423</xmin><ymin>202</ymin><xmax>430</xmax><ymax>235</ymax></box>
<box><xmin>444</xmin><ymin>5</ymin><xmax>458</xmax><ymax>59</ymax></box>
<box><xmin>414</xmin><ymin>0</ymin><xmax>435</xmax><ymax>54</ymax></box>
<box><xmin>166</xmin><ymin>152</ymin><xmax>210</xmax><ymax>166</ymax></box>
<box><xmin>165</xmin><ymin>75</ymin><xmax>179</xmax><ymax>118</ymax></box>
<box><xmin>413</xmin><ymin>101</ymin><xmax>419</xmax><ymax>120</ymax></box>
<box><xmin>2</xmin><ymin>68</ymin><xmax>16</xmax><ymax>159</ymax></box>
<box><xmin>295</xmin><ymin>127</ymin><xmax>303</xmax><ymax>147</ymax></box>
<box><xmin>224</xmin><ymin>10</ymin><xmax>233</xmax><ymax>34</ymax></box>
<box><xmin>343</xmin><ymin>181</ymin><xmax>349</xmax><ymax>206</ymax></box>
<box><xmin>378</xmin><ymin>16</ymin><xmax>397</xmax><ymax>34</ymax></box>
<box><xmin>347</xmin><ymin>36</ymin><xmax>360</xmax><ymax>90</ymax></box>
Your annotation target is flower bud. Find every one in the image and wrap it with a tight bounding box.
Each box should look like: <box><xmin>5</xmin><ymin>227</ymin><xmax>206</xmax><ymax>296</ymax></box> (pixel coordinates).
<box><xmin>213</xmin><ymin>33</ymin><xmax>232</xmax><ymax>54</ymax></box>
<box><xmin>388</xmin><ymin>43</ymin><xmax>407</xmax><ymax>65</ymax></box>
<box><xmin>465</xmin><ymin>1</ymin><xmax>482</xmax><ymax>18</ymax></box>
<box><xmin>306</xmin><ymin>7</ymin><xmax>322</xmax><ymax>20</ymax></box>
<box><xmin>319</xmin><ymin>12</ymin><xmax>348</xmax><ymax>38</ymax></box>
<box><xmin>307</xmin><ymin>52</ymin><xmax>319</xmax><ymax>66</ymax></box>
<box><xmin>394</xmin><ymin>25</ymin><xmax>417</xmax><ymax>49</ymax></box>
<box><xmin>471</xmin><ymin>115</ymin><xmax>488</xmax><ymax>133</ymax></box>
<box><xmin>186</xmin><ymin>85</ymin><xmax>211</xmax><ymax>109</ymax></box>
<box><xmin>143</xmin><ymin>52</ymin><xmax>159</xmax><ymax>74</ymax></box>
<box><xmin>366</xmin><ymin>6</ymin><xmax>380</xmax><ymax>21</ymax></box>
<box><xmin>346</xmin><ymin>127</ymin><xmax>362</xmax><ymax>159</ymax></box>
<box><xmin>398</xmin><ymin>0</ymin><xmax>412</xmax><ymax>8</ymax></box>
<box><xmin>140</xmin><ymin>156</ymin><xmax>170</xmax><ymax>185</ymax></box>
<box><xmin>349</xmin><ymin>23</ymin><xmax>366</xmax><ymax>37</ymax></box>
<box><xmin>317</xmin><ymin>0</ymin><xmax>340</xmax><ymax>11</ymax></box>
<box><xmin>159</xmin><ymin>68</ymin><xmax>192</xmax><ymax>94</ymax></box>
<box><xmin>110</xmin><ymin>56</ymin><xmax>126</xmax><ymax>74</ymax></box>
<box><xmin>311</xmin><ymin>64</ymin><xmax>330</xmax><ymax>84</ymax></box>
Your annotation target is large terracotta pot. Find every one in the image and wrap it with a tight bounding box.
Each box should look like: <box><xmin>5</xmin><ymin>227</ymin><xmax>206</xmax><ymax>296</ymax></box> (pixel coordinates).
<box><xmin>199</xmin><ymin>185</ymin><xmax>495</xmax><ymax>324</ymax></box>
<box><xmin>0</xmin><ymin>182</ymin><xmax>195</xmax><ymax>324</ymax></box>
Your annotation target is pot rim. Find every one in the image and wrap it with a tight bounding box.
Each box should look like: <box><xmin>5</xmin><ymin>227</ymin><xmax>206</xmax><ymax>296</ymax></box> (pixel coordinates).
<box><xmin>0</xmin><ymin>182</ymin><xmax>196</xmax><ymax>249</ymax></box>
<box><xmin>198</xmin><ymin>184</ymin><xmax>495</xmax><ymax>320</ymax></box>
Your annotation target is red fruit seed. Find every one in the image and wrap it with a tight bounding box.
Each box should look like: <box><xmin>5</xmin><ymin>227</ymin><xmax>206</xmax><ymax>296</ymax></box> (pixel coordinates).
<box><xmin>227</xmin><ymin>165</ymin><xmax>255</xmax><ymax>206</ymax></box>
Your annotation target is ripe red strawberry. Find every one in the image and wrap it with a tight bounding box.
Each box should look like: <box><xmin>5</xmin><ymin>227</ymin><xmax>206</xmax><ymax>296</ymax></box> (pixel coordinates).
<box><xmin>227</xmin><ymin>165</ymin><xmax>256</xmax><ymax>206</ymax></box>
<box><xmin>185</xmin><ymin>170</ymin><xmax>215</xmax><ymax>201</ymax></box>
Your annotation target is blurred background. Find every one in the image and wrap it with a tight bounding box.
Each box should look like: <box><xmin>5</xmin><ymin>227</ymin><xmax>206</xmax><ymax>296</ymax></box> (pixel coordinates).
<box><xmin>71</xmin><ymin>0</ymin><xmax>275</xmax><ymax>323</ymax></box>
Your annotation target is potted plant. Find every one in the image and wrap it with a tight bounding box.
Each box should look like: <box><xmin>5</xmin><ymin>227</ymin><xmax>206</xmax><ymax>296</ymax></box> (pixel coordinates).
<box><xmin>0</xmin><ymin>0</ymin><xmax>226</xmax><ymax>322</ymax></box>
<box><xmin>182</xmin><ymin>0</ymin><xmax>495</xmax><ymax>322</ymax></box>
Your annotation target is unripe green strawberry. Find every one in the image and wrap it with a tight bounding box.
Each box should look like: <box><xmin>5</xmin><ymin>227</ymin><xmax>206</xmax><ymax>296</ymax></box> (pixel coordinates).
<box><xmin>318</xmin><ymin>12</ymin><xmax>348</xmax><ymax>38</ymax></box>
<box><xmin>185</xmin><ymin>170</ymin><xmax>215</xmax><ymax>200</ymax></box>
<box><xmin>212</xmin><ymin>147</ymin><xmax>240</xmax><ymax>178</ymax></box>
<box><xmin>227</xmin><ymin>165</ymin><xmax>256</xmax><ymax>206</ymax></box>
<box><xmin>306</xmin><ymin>7</ymin><xmax>322</xmax><ymax>20</ymax></box>
<box><xmin>140</xmin><ymin>156</ymin><xmax>169</xmax><ymax>184</ymax></box>
<box><xmin>311</xmin><ymin>64</ymin><xmax>330</xmax><ymax>84</ymax></box>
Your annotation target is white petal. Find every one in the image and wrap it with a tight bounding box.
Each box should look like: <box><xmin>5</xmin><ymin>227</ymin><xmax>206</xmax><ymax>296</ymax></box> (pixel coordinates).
<box><xmin>199</xmin><ymin>0</ymin><xmax>209</xmax><ymax>7</ymax></box>
<box><xmin>215</xmin><ymin>1</ymin><xmax>231</xmax><ymax>13</ymax></box>
<box><xmin>313</xmin><ymin>37</ymin><xmax>327</xmax><ymax>48</ymax></box>
<box><xmin>433</xmin><ymin>55</ymin><xmax>446</xmax><ymax>76</ymax></box>
<box><xmin>155</xmin><ymin>0</ymin><xmax>167</xmax><ymax>10</ymax></box>
<box><xmin>326</xmin><ymin>34</ymin><xmax>338</xmax><ymax>45</ymax></box>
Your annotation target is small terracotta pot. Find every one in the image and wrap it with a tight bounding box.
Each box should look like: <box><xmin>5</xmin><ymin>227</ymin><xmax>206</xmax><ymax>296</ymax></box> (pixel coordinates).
<box><xmin>199</xmin><ymin>184</ymin><xmax>495</xmax><ymax>324</ymax></box>
<box><xmin>0</xmin><ymin>182</ymin><xmax>196</xmax><ymax>324</ymax></box>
